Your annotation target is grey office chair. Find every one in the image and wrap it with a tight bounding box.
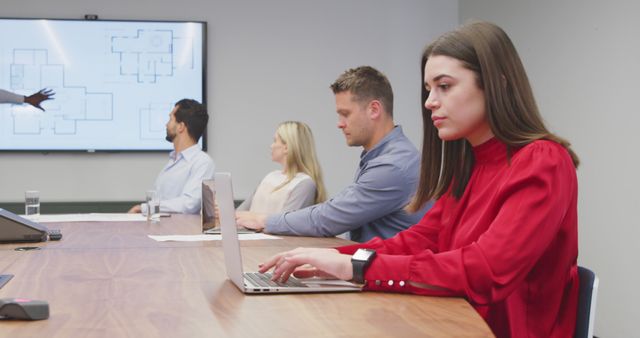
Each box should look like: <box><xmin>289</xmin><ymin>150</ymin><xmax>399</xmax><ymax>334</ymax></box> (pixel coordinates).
<box><xmin>575</xmin><ymin>266</ymin><xmax>599</xmax><ymax>338</ymax></box>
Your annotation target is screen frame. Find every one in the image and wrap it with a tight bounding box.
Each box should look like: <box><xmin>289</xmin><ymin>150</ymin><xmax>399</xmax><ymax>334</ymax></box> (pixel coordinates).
<box><xmin>0</xmin><ymin>16</ymin><xmax>207</xmax><ymax>153</ymax></box>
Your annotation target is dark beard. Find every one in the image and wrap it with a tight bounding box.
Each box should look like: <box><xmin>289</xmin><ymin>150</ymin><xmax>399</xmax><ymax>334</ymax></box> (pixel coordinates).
<box><xmin>165</xmin><ymin>130</ymin><xmax>175</xmax><ymax>142</ymax></box>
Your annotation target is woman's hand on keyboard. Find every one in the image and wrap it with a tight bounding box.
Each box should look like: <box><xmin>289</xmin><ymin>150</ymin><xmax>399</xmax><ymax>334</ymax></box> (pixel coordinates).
<box><xmin>258</xmin><ymin>247</ymin><xmax>352</xmax><ymax>283</ymax></box>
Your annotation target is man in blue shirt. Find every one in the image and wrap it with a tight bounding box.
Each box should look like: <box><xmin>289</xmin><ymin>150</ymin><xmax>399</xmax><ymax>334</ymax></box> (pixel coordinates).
<box><xmin>129</xmin><ymin>99</ymin><xmax>214</xmax><ymax>214</ymax></box>
<box><xmin>237</xmin><ymin>66</ymin><xmax>430</xmax><ymax>242</ymax></box>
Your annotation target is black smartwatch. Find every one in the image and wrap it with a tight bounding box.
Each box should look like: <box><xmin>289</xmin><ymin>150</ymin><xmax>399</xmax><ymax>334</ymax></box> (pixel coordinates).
<box><xmin>351</xmin><ymin>248</ymin><xmax>376</xmax><ymax>284</ymax></box>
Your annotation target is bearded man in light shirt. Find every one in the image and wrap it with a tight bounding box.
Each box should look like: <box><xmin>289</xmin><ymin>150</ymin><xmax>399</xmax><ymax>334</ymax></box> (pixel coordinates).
<box><xmin>129</xmin><ymin>99</ymin><xmax>214</xmax><ymax>214</ymax></box>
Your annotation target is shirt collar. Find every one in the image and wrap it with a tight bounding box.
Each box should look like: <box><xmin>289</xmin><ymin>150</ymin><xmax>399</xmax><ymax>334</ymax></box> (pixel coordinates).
<box><xmin>169</xmin><ymin>144</ymin><xmax>200</xmax><ymax>162</ymax></box>
<box><xmin>360</xmin><ymin>125</ymin><xmax>403</xmax><ymax>166</ymax></box>
<box><xmin>472</xmin><ymin>137</ymin><xmax>508</xmax><ymax>165</ymax></box>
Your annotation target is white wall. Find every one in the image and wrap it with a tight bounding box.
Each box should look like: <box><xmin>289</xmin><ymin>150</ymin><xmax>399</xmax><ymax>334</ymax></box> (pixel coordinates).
<box><xmin>0</xmin><ymin>0</ymin><xmax>458</xmax><ymax>203</ymax></box>
<box><xmin>460</xmin><ymin>1</ymin><xmax>640</xmax><ymax>337</ymax></box>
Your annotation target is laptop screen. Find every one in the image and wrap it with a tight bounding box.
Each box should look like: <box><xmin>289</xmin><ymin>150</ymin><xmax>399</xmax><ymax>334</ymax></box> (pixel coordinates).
<box><xmin>201</xmin><ymin>179</ymin><xmax>216</xmax><ymax>231</ymax></box>
<box><xmin>215</xmin><ymin>172</ymin><xmax>249</xmax><ymax>289</ymax></box>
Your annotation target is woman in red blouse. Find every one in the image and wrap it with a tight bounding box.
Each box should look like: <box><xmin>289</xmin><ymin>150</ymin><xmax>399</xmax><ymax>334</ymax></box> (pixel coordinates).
<box><xmin>259</xmin><ymin>21</ymin><xmax>580</xmax><ymax>338</ymax></box>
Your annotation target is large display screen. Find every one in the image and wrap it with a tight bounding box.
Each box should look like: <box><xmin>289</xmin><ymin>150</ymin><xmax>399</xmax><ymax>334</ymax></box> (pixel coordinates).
<box><xmin>0</xmin><ymin>18</ymin><xmax>206</xmax><ymax>152</ymax></box>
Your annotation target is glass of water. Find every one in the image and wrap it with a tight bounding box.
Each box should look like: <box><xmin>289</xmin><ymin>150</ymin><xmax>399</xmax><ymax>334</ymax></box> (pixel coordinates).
<box><xmin>25</xmin><ymin>190</ymin><xmax>40</xmax><ymax>219</ymax></box>
<box><xmin>145</xmin><ymin>190</ymin><xmax>160</xmax><ymax>221</ymax></box>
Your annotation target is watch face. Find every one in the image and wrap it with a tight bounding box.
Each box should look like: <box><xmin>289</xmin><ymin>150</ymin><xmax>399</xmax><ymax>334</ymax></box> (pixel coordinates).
<box><xmin>353</xmin><ymin>249</ymin><xmax>374</xmax><ymax>261</ymax></box>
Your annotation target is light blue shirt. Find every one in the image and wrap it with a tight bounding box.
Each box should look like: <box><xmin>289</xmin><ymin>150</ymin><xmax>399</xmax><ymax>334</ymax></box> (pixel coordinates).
<box><xmin>148</xmin><ymin>144</ymin><xmax>214</xmax><ymax>214</ymax></box>
<box><xmin>265</xmin><ymin>126</ymin><xmax>431</xmax><ymax>242</ymax></box>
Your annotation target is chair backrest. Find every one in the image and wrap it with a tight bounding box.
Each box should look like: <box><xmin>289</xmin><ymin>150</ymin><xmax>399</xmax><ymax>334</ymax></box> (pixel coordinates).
<box><xmin>575</xmin><ymin>266</ymin><xmax>599</xmax><ymax>338</ymax></box>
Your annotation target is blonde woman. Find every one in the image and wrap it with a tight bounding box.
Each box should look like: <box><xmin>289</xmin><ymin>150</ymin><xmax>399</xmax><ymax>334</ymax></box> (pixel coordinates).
<box><xmin>237</xmin><ymin>121</ymin><xmax>326</xmax><ymax>213</ymax></box>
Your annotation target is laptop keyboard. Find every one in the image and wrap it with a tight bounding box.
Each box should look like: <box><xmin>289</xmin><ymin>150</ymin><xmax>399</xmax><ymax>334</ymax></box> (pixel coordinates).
<box><xmin>245</xmin><ymin>272</ymin><xmax>307</xmax><ymax>288</ymax></box>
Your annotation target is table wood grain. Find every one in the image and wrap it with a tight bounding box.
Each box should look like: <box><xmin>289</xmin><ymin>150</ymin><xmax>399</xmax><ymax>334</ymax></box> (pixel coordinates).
<box><xmin>0</xmin><ymin>214</ymin><xmax>493</xmax><ymax>337</ymax></box>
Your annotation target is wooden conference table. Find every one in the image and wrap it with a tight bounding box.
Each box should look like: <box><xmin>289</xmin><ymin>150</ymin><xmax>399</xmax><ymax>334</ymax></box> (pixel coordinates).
<box><xmin>0</xmin><ymin>214</ymin><xmax>493</xmax><ymax>337</ymax></box>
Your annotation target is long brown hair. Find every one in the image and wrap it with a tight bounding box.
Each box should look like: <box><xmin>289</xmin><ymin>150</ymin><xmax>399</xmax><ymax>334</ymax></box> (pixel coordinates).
<box><xmin>407</xmin><ymin>21</ymin><xmax>579</xmax><ymax>212</ymax></box>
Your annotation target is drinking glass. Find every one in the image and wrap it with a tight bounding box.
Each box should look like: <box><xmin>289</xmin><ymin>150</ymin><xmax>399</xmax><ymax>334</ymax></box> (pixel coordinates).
<box><xmin>25</xmin><ymin>190</ymin><xmax>40</xmax><ymax>219</ymax></box>
<box><xmin>145</xmin><ymin>190</ymin><xmax>160</xmax><ymax>221</ymax></box>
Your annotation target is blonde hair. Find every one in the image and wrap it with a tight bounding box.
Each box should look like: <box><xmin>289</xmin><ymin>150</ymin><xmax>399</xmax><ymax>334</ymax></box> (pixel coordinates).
<box><xmin>275</xmin><ymin>121</ymin><xmax>327</xmax><ymax>204</ymax></box>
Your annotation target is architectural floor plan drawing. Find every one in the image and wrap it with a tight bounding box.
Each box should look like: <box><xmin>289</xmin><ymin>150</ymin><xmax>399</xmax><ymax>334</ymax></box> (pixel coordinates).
<box><xmin>10</xmin><ymin>49</ymin><xmax>113</xmax><ymax>135</ymax></box>
<box><xmin>0</xmin><ymin>19</ymin><xmax>203</xmax><ymax>151</ymax></box>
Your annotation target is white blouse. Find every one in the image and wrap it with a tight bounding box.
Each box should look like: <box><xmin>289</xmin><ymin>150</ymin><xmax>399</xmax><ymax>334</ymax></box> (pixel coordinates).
<box><xmin>237</xmin><ymin>171</ymin><xmax>317</xmax><ymax>213</ymax></box>
<box><xmin>0</xmin><ymin>89</ymin><xmax>24</xmax><ymax>104</ymax></box>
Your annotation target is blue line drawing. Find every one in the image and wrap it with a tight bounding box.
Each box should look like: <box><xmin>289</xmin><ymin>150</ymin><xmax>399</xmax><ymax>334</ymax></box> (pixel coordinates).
<box><xmin>9</xmin><ymin>49</ymin><xmax>114</xmax><ymax>136</ymax></box>
<box><xmin>1</xmin><ymin>23</ymin><xmax>199</xmax><ymax>150</ymax></box>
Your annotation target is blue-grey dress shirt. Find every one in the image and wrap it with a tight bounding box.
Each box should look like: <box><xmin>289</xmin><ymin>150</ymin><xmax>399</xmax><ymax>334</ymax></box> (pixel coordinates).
<box><xmin>265</xmin><ymin>126</ymin><xmax>431</xmax><ymax>242</ymax></box>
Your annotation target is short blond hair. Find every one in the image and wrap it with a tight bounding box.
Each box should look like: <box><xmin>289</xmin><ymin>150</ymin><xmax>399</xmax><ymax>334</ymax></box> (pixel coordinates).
<box><xmin>330</xmin><ymin>66</ymin><xmax>394</xmax><ymax>117</ymax></box>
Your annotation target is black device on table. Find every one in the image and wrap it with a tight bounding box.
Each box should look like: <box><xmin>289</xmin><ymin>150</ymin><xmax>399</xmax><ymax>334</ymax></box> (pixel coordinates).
<box><xmin>0</xmin><ymin>298</ymin><xmax>49</xmax><ymax>320</ymax></box>
<box><xmin>0</xmin><ymin>208</ymin><xmax>61</xmax><ymax>243</ymax></box>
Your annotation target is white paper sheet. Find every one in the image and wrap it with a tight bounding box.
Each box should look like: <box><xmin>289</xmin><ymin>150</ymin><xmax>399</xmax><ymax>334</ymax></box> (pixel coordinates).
<box><xmin>148</xmin><ymin>233</ymin><xmax>281</xmax><ymax>242</ymax></box>
<box><xmin>25</xmin><ymin>213</ymin><xmax>148</xmax><ymax>223</ymax></box>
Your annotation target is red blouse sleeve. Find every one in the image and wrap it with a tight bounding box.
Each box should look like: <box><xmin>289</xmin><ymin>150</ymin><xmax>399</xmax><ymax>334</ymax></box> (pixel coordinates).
<box><xmin>360</xmin><ymin>142</ymin><xmax>577</xmax><ymax>304</ymax></box>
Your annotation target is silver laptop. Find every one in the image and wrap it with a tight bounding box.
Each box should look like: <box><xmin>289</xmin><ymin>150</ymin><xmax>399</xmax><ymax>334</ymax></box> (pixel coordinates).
<box><xmin>202</xmin><ymin>179</ymin><xmax>255</xmax><ymax>234</ymax></box>
<box><xmin>215</xmin><ymin>172</ymin><xmax>362</xmax><ymax>294</ymax></box>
